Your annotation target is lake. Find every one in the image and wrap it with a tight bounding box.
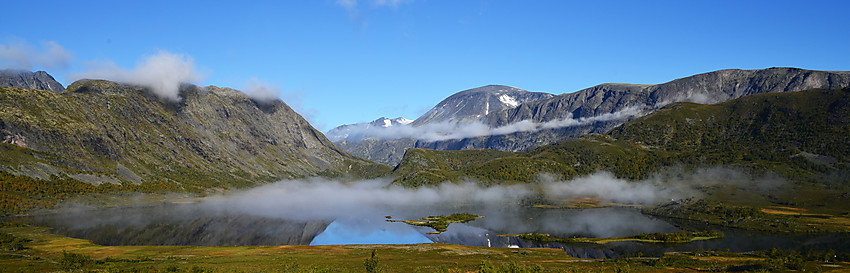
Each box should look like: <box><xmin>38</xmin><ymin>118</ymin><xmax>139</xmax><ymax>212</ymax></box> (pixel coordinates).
<box><xmin>20</xmin><ymin>203</ymin><xmax>850</xmax><ymax>258</ymax></box>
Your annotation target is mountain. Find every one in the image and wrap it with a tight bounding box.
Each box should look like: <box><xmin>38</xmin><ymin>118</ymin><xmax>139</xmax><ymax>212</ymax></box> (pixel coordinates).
<box><xmin>391</xmin><ymin>87</ymin><xmax>850</xmax><ymax>188</ymax></box>
<box><xmin>326</xmin><ymin>117</ymin><xmax>412</xmax><ymax>142</ymax></box>
<box><xmin>411</xmin><ymin>85</ymin><xmax>554</xmax><ymax>126</ymax></box>
<box><xmin>0</xmin><ymin>69</ymin><xmax>65</xmax><ymax>92</ymax></box>
<box><xmin>335</xmin><ymin>68</ymin><xmax>850</xmax><ymax>166</ymax></box>
<box><xmin>330</xmin><ymin>85</ymin><xmax>554</xmax><ymax>165</ymax></box>
<box><xmin>0</xmin><ymin>78</ymin><xmax>390</xmax><ymax>192</ymax></box>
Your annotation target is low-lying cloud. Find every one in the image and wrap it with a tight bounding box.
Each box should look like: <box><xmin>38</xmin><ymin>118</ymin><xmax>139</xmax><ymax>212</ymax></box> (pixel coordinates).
<box><xmin>206</xmin><ymin>166</ymin><xmax>783</xmax><ymax>220</ymax></box>
<box><xmin>203</xmin><ymin>178</ymin><xmax>533</xmax><ymax>220</ymax></box>
<box><xmin>39</xmin><ymin>168</ymin><xmax>784</xmax><ymax>246</ymax></box>
<box><xmin>0</xmin><ymin>39</ymin><xmax>73</xmax><ymax>70</ymax></box>
<box><xmin>334</xmin><ymin>106</ymin><xmax>644</xmax><ymax>142</ymax></box>
<box><xmin>72</xmin><ymin>51</ymin><xmax>202</xmax><ymax>101</ymax></box>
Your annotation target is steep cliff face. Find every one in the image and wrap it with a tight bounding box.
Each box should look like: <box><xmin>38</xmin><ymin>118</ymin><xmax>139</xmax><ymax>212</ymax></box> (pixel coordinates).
<box><xmin>0</xmin><ymin>69</ymin><xmax>65</xmax><ymax>93</ymax></box>
<box><xmin>0</xmin><ymin>79</ymin><xmax>389</xmax><ymax>189</ymax></box>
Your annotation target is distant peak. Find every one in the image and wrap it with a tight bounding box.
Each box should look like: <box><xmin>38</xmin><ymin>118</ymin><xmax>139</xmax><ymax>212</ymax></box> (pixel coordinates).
<box><xmin>0</xmin><ymin>69</ymin><xmax>65</xmax><ymax>92</ymax></box>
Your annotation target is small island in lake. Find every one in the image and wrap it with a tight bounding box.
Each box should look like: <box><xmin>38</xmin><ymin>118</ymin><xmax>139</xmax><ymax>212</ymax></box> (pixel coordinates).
<box><xmin>386</xmin><ymin>213</ymin><xmax>483</xmax><ymax>234</ymax></box>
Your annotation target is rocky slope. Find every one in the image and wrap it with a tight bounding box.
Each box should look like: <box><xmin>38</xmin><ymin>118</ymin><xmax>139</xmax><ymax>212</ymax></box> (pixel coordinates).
<box><xmin>0</xmin><ymin>69</ymin><xmax>64</xmax><ymax>92</ymax></box>
<box><xmin>0</xmin><ymin>78</ymin><xmax>389</xmax><ymax>190</ymax></box>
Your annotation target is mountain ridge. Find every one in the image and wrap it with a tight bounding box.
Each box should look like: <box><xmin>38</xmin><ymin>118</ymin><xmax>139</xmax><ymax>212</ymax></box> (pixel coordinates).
<box><xmin>485</xmin><ymin>67</ymin><xmax>850</xmax><ymax>126</ymax></box>
<box><xmin>333</xmin><ymin>68</ymin><xmax>850</xmax><ymax>166</ymax></box>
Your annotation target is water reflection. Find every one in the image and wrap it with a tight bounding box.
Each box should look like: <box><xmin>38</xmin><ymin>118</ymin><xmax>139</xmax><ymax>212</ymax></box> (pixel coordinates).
<box><xmin>311</xmin><ymin>217</ymin><xmax>431</xmax><ymax>245</ymax></box>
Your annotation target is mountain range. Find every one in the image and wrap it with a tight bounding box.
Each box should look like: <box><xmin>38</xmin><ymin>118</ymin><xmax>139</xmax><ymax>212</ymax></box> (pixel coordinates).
<box><xmin>330</xmin><ymin>68</ymin><xmax>850</xmax><ymax>166</ymax></box>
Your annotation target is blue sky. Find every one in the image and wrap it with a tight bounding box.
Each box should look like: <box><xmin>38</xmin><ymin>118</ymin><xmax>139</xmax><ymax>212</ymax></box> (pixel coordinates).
<box><xmin>2</xmin><ymin>0</ymin><xmax>849</xmax><ymax>130</ymax></box>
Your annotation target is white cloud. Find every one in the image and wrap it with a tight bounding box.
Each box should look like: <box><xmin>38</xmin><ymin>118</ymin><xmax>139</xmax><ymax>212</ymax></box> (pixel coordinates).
<box><xmin>335</xmin><ymin>106</ymin><xmax>645</xmax><ymax>142</ymax></box>
<box><xmin>0</xmin><ymin>39</ymin><xmax>73</xmax><ymax>70</ymax></box>
<box><xmin>243</xmin><ymin>77</ymin><xmax>281</xmax><ymax>103</ymax></box>
<box><xmin>72</xmin><ymin>51</ymin><xmax>202</xmax><ymax>101</ymax></box>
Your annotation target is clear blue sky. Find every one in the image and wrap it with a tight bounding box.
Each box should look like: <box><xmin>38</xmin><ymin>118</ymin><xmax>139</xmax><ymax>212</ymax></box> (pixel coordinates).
<box><xmin>2</xmin><ymin>0</ymin><xmax>849</xmax><ymax>130</ymax></box>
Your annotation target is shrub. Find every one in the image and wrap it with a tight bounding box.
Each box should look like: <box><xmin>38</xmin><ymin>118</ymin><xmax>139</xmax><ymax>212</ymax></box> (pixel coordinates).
<box><xmin>60</xmin><ymin>251</ymin><xmax>94</xmax><ymax>270</ymax></box>
<box><xmin>364</xmin><ymin>249</ymin><xmax>379</xmax><ymax>273</ymax></box>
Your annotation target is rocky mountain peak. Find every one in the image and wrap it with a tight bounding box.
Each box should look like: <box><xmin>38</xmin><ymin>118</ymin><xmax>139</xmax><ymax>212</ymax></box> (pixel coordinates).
<box><xmin>410</xmin><ymin>85</ymin><xmax>554</xmax><ymax>126</ymax></box>
<box><xmin>369</xmin><ymin>117</ymin><xmax>413</xmax><ymax>128</ymax></box>
<box><xmin>0</xmin><ymin>69</ymin><xmax>65</xmax><ymax>93</ymax></box>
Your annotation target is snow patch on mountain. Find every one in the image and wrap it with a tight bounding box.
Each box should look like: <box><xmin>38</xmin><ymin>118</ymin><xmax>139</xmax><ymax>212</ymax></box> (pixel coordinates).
<box><xmin>393</xmin><ymin>117</ymin><xmax>413</xmax><ymax>125</ymax></box>
<box><xmin>498</xmin><ymin>94</ymin><xmax>520</xmax><ymax>108</ymax></box>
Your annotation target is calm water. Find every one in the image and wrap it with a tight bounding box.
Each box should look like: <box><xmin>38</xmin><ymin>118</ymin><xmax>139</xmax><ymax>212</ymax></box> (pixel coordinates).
<box><xmin>20</xmin><ymin>204</ymin><xmax>850</xmax><ymax>258</ymax></box>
